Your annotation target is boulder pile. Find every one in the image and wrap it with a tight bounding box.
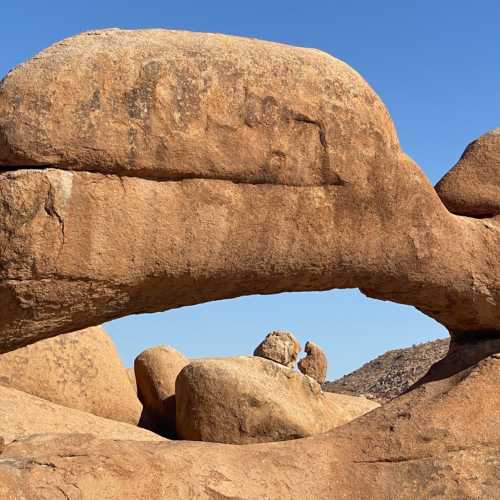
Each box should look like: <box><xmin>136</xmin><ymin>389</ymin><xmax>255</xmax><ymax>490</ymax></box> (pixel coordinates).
<box><xmin>129</xmin><ymin>332</ymin><xmax>376</xmax><ymax>443</ymax></box>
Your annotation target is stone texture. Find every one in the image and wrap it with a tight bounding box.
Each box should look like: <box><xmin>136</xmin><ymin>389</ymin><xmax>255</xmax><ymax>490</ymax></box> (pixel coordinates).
<box><xmin>2</xmin><ymin>31</ymin><xmax>500</xmax><ymax>350</ymax></box>
<box><xmin>323</xmin><ymin>392</ymin><xmax>380</xmax><ymax>421</ymax></box>
<box><xmin>0</xmin><ymin>384</ymin><xmax>164</xmax><ymax>445</ymax></box>
<box><xmin>175</xmin><ymin>356</ymin><xmax>372</xmax><ymax>444</ymax></box>
<box><xmin>253</xmin><ymin>330</ymin><xmax>300</xmax><ymax>367</ymax></box>
<box><xmin>127</xmin><ymin>367</ymin><xmax>137</xmax><ymax>393</ymax></box>
<box><xmin>324</xmin><ymin>338</ymin><xmax>450</xmax><ymax>402</ymax></box>
<box><xmin>0</xmin><ymin>326</ymin><xmax>142</xmax><ymax>424</ymax></box>
<box><xmin>436</xmin><ymin>128</ymin><xmax>500</xmax><ymax>217</ymax></box>
<box><xmin>298</xmin><ymin>340</ymin><xmax>327</xmax><ymax>383</ymax></box>
<box><xmin>134</xmin><ymin>345</ymin><xmax>188</xmax><ymax>436</ymax></box>
<box><xmin>0</xmin><ymin>344</ymin><xmax>498</xmax><ymax>498</ymax></box>
<box><xmin>0</xmin><ymin>29</ymin><xmax>397</xmax><ymax>184</ymax></box>
<box><xmin>0</xmin><ymin>28</ymin><xmax>499</xmax><ymax>498</ymax></box>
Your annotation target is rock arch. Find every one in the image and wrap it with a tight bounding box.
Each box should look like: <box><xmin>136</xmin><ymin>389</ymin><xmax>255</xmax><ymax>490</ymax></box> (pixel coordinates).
<box><xmin>0</xmin><ymin>29</ymin><xmax>499</xmax><ymax>498</ymax></box>
<box><xmin>0</xmin><ymin>29</ymin><xmax>498</xmax><ymax>352</ymax></box>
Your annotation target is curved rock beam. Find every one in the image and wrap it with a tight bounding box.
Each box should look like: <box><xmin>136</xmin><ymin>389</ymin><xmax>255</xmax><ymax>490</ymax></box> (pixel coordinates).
<box><xmin>0</xmin><ymin>29</ymin><xmax>499</xmax><ymax>351</ymax></box>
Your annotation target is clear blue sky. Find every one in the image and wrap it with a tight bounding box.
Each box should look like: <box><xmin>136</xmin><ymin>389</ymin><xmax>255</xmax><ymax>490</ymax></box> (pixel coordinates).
<box><xmin>2</xmin><ymin>2</ymin><xmax>499</xmax><ymax>378</ymax></box>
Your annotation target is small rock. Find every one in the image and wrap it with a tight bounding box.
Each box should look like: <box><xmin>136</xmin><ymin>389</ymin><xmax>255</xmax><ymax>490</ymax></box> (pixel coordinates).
<box><xmin>298</xmin><ymin>341</ymin><xmax>328</xmax><ymax>384</ymax></box>
<box><xmin>253</xmin><ymin>331</ymin><xmax>300</xmax><ymax>368</ymax></box>
<box><xmin>134</xmin><ymin>346</ymin><xmax>188</xmax><ymax>437</ymax></box>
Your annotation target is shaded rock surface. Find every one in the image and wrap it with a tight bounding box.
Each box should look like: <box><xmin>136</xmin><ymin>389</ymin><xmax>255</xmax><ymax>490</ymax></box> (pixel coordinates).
<box><xmin>253</xmin><ymin>330</ymin><xmax>300</xmax><ymax>367</ymax></box>
<box><xmin>0</xmin><ymin>384</ymin><xmax>164</xmax><ymax>445</ymax></box>
<box><xmin>324</xmin><ymin>338</ymin><xmax>450</xmax><ymax>402</ymax></box>
<box><xmin>1</xmin><ymin>31</ymin><xmax>500</xmax><ymax>352</ymax></box>
<box><xmin>134</xmin><ymin>345</ymin><xmax>188</xmax><ymax>437</ymax></box>
<box><xmin>0</xmin><ymin>344</ymin><xmax>498</xmax><ymax>498</ymax></box>
<box><xmin>0</xmin><ymin>326</ymin><xmax>142</xmax><ymax>424</ymax></box>
<box><xmin>298</xmin><ymin>340</ymin><xmax>327</xmax><ymax>383</ymax></box>
<box><xmin>175</xmin><ymin>356</ymin><xmax>376</xmax><ymax>444</ymax></box>
<box><xmin>435</xmin><ymin>128</ymin><xmax>500</xmax><ymax>216</ymax></box>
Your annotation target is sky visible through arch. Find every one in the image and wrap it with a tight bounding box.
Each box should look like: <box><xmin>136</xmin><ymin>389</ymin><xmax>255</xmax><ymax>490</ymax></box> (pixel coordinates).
<box><xmin>1</xmin><ymin>1</ymin><xmax>498</xmax><ymax>379</ymax></box>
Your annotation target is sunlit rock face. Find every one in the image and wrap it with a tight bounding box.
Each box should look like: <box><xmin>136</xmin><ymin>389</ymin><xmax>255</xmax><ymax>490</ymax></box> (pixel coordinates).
<box><xmin>436</xmin><ymin>128</ymin><xmax>500</xmax><ymax>217</ymax></box>
<box><xmin>0</xmin><ymin>29</ymin><xmax>499</xmax><ymax>351</ymax></box>
<box><xmin>0</xmin><ymin>28</ymin><xmax>500</xmax><ymax>499</ymax></box>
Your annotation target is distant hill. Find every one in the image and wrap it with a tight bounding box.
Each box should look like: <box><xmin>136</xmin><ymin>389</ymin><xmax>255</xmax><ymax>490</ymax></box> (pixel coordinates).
<box><xmin>323</xmin><ymin>338</ymin><xmax>450</xmax><ymax>403</ymax></box>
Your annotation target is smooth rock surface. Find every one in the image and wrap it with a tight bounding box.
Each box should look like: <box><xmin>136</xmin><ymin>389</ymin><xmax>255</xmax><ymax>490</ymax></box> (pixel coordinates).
<box><xmin>0</xmin><ymin>346</ymin><xmax>498</xmax><ymax>498</ymax></box>
<box><xmin>323</xmin><ymin>392</ymin><xmax>380</xmax><ymax>422</ymax></box>
<box><xmin>253</xmin><ymin>330</ymin><xmax>300</xmax><ymax>367</ymax></box>
<box><xmin>0</xmin><ymin>384</ymin><xmax>164</xmax><ymax>445</ymax></box>
<box><xmin>0</xmin><ymin>29</ymin><xmax>396</xmax><ymax>184</ymax></box>
<box><xmin>298</xmin><ymin>340</ymin><xmax>327</xmax><ymax>383</ymax></box>
<box><xmin>176</xmin><ymin>356</ymin><xmax>369</xmax><ymax>444</ymax></box>
<box><xmin>0</xmin><ymin>326</ymin><xmax>142</xmax><ymax>424</ymax></box>
<box><xmin>127</xmin><ymin>367</ymin><xmax>137</xmax><ymax>393</ymax></box>
<box><xmin>436</xmin><ymin>128</ymin><xmax>500</xmax><ymax>217</ymax></box>
<box><xmin>135</xmin><ymin>345</ymin><xmax>188</xmax><ymax>436</ymax></box>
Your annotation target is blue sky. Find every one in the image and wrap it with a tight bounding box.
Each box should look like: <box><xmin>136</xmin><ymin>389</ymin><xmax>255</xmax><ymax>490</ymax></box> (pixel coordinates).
<box><xmin>2</xmin><ymin>2</ymin><xmax>499</xmax><ymax>378</ymax></box>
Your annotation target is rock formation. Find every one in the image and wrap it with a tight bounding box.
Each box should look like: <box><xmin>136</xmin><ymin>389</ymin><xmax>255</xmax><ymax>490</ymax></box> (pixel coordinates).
<box><xmin>134</xmin><ymin>345</ymin><xmax>188</xmax><ymax>436</ymax></box>
<box><xmin>0</xmin><ymin>341</ymin><xmax>499</xmax><ymax>498</ymax></box>
<box><xmin>298</xmin><ymin>340</ymin><xmax>327</xmax><ymax>383</ymax></box>
<box><xmin>435</xmin><ymin>128</ymin><xmax>500</xmax><ymax>216</ymax></box>
<box><xmin>1</xmin><ymin>30</ymin><xmax>499</xmax><ymax>351</ymax></box>
<box><xmin>0</xmin><ymin>326</ymin><xmax>142</xmax><ymax>424</ymax></box>
<box><xmin>175</xmin><ymin>356</ymin><xmax>377</xmax><ymax>444</ymax></box>
<box><xmin>0</xmin><ymin>385</ymin><xmax>164</xmax><ymax>445</ymax></box>
<box><xmin>253</xmin><ymin>330</ymin><xmax>300</xmax><ymax>367</ymax></box>
<box><xmin>0</xmin><ymin>28</ymin><xmax>499</xmax><ymax>497</ymax></box>
<box><xmin>324</xmin><ymin>338</ymin><xmax>450</xmax><ymax>402</ymax></box>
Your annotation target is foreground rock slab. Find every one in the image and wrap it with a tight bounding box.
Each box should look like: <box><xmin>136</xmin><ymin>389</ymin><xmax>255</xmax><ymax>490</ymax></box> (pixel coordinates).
<box><xmin>0</xmin><ymin>385</ymin><xmax>163</xmax><ymax>444</ymax></box>
<box><xmin>176</xmin><ymin>356</ymin><xmax>376</xmax><ymax>444</ymax></box>
<box><xmin>0</xmin><ymin>326</ymin><xmax>142</xmax><ymax>424</ymax></box>
<box><xmin>0</xmin><ymin>345</ymin><xmax>498</xmax><ymax>498</ymax></box>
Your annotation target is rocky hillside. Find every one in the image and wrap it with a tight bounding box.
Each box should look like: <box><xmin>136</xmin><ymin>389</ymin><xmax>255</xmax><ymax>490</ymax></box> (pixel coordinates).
<box><xmin>323</xmin><ymin>338</ymin><xmax>450</xmax><ymax>403</ymax></box>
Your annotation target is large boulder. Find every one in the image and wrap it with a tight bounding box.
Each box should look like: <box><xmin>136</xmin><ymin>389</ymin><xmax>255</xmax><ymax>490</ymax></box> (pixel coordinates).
<box><xmin>0</xmin><ymin>326</ymin><xmax>142</xmax><ymax>424</ymax></box>
<box><xmin>0</xmin><ymin>384</ymin><xmax>163</xmax><ymax>444</ymax></box>
<box><xmin>253</xmin><ymin>330</ymin><xmax>300</xmax><ymax>367</ymax></box>
<box><xmin>175</xmin><ymin>356</ymin><xmax>375</xmax><ymax>444</ymax></box>
<box><xmin>0</xmin><ymin>29</ymin><xmax>397</xmax><ymax>184</ymax></box>
<box><xmin>134</xmin><ymin>345</ymin><xmax>188</xmax><ymax>436</ymax></box>
<box><xmin>298</xmin><ymin>340</ymin><xmax>327</xmax><ymax>383</ymax></box>
<box><xmin>435</xmin><ymin>129</ymin><xmax>500</xmax><ymax>217</ymax></box>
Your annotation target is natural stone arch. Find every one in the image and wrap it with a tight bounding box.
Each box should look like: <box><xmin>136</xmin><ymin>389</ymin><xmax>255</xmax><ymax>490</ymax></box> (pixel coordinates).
<box><xmin>0</xmin><ymin>30</ymin><xmax>498</xmax><ymax>353</ymax></box>
<box><xmin>0</xmin><ymin>29</ymin><xmax>499</xmax><ymax>499</ymax></box>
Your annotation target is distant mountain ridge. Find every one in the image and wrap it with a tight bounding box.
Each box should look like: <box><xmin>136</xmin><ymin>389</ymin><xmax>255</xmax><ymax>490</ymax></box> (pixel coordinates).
<box><xmin>323</xmin><ymin>338</ymin><xmax>450</xmax><ymax>403</ymax></box>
